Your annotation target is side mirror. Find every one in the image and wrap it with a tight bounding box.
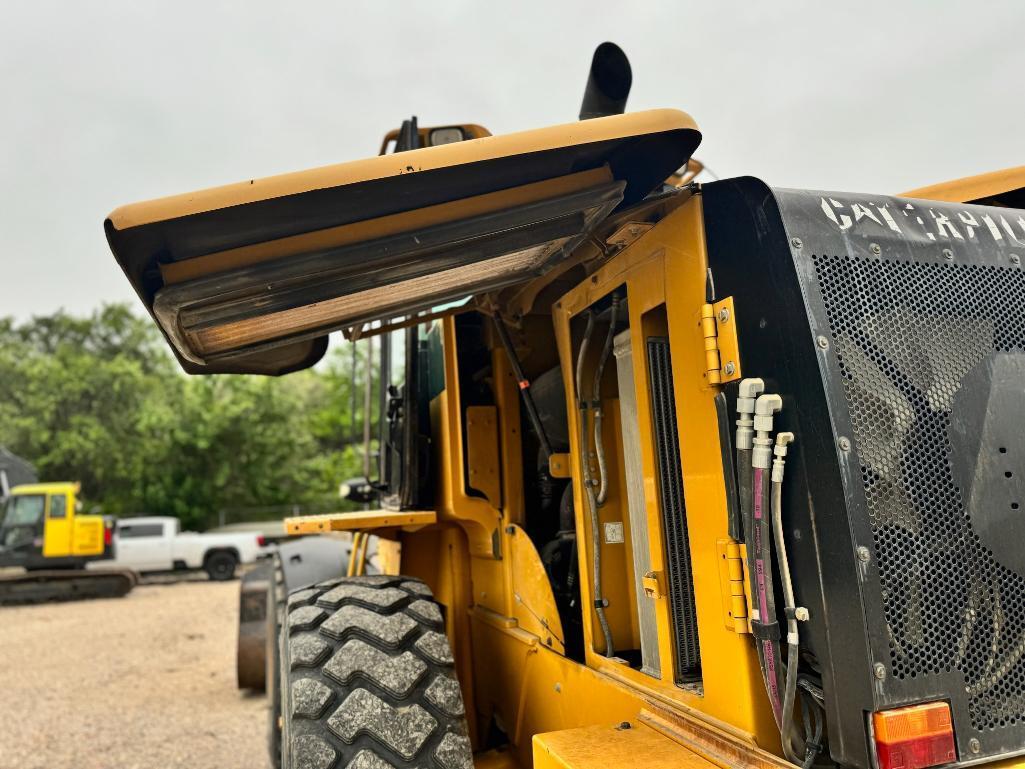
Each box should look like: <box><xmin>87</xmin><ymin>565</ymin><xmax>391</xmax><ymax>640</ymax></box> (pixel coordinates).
<box><xmin>339</xmin><ymin>477</ymin><xmax>378</xmax><ymax>505</ymax></box>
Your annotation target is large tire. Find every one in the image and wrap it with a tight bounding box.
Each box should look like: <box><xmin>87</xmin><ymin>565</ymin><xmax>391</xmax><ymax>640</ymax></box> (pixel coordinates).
<box><xmin>205</xmin><ymin>550</ymin><xmax>238</xmax><ymax>581</ymax></box>
<box><xmin>281</xmin><ymin>575</ymin><xmax>472</xmax><ymax>769</ymax></box>
<box><xmin>268</xmin><ymin>555</ymin><xmax>285</xmax><ymax>767</ymax></box>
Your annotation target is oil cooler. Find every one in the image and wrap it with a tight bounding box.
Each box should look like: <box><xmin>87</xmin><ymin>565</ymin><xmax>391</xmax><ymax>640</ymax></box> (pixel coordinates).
<box><xmin>704</xmin><ymin>178</ymin><xmax>1025</xmax><ymax>768</ymax></box>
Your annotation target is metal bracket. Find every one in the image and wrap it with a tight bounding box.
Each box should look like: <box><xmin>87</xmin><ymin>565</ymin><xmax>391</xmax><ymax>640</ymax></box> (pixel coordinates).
<box><xmin>700</xmin><ymin>296</ymin><xmax>741</xmax><ymax>385</ymax></box>
<box><xmin>605</xmin><ymin>221</ymin><xmax>654</xmax><ymax>249</ymax></box>
<box><xmin>642</xmin><ymin>570</ymin><xmax>665</xmax><ymax>599</ymax></box>
<box><xmin>548</xmin><ymin>452</ymin><xmax>572</xmax><ymax>479</ymax></box>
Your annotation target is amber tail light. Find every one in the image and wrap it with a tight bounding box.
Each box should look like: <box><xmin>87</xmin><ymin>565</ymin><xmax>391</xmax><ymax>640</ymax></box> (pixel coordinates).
<box><xmin>872</xmin><ymin>702</ymin><xmax>957</xmax><ymax>769</ymax></box>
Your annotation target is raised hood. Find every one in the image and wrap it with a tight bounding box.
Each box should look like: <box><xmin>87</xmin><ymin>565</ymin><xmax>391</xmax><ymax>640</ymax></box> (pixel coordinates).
<box><xmin>105</xmin><ymin>109</ymin><xmax>700</xmax><ymax>374</ymax></box>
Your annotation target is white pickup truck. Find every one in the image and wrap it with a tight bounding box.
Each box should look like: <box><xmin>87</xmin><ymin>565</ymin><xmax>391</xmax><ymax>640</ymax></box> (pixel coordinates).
<box><xmin>92</xmin><ymin>516</ymin><xmax>271</xmax><ymax>580</ymax></box>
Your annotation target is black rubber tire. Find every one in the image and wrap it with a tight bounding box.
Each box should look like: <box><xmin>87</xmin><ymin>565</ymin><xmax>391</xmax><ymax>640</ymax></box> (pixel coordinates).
<box><xmin>205</xmin><ymin>550</ymin><xmax>238</xmax><ymax>581</ymax></box>
<box><xmin>281</xmin><ymin>575</ymin><xmax>472</xmax><ymax>769</ymax></box>
<box><xmin>268</xmin><ymin>555</ymin><xmax>285</xmax><ymax>768</ymax></box>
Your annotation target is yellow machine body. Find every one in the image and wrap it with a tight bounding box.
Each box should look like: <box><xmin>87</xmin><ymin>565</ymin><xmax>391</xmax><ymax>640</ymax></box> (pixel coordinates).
<box><xmin>271</xmin><ymin>191</ymin><xmax>786</xmax><ymax>767</ymax></box>
<box><xmin>107</xmin><ymin>102</ymin><xmax>1025</xmax><ymax>769</ymax></box>
<box><xmin>389</xmin><ymin>195</ymin><xmax>785</xmax><ymax>769</ymax></box>
<box><xmin>9</xmin><ymin>482</ymin><xmax>104</xmax><ymax>558</ymax></box>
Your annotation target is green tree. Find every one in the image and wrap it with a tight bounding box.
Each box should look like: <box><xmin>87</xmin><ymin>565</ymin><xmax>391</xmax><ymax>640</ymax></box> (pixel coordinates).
<box><xmin>0</xmin><ymin>306</ymin><xmax>175</xmax><ymax>513</ymax></box>
<box><xmin>0</xmin><ymin>304</ymin><xmax>370</xmax><ymax>528</ymax></box>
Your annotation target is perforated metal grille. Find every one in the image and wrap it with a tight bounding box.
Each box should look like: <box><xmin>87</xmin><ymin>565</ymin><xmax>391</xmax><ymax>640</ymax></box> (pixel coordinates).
<box><xmin>813</xmin><ymin>253</ymin><xmax>1025</xmax><ymax>731</ymax></box>
<box><xmin>646</xmin><ymin>337</ymin><xmax>701</xmax><ymax>683</ymax></box>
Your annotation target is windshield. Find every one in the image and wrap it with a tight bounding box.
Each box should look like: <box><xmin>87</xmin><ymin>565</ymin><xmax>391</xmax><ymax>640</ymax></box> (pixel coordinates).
<box><xmin>1</xmin><ymin>494</ymin><xmax>46</xmax><ymax>527</ymax></box>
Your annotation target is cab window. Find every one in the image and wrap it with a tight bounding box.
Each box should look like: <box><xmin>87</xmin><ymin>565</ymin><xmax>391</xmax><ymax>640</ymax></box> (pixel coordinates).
<box><xmin>48</xmin><ymin>494</ymin><xmax>67</xmax><ymax>520</ymax></box>
<box><xmin>118</xmin><ymin>523</ymin><xmax>164</xmax><ymax>538</ymax></box>
<box><xmin>1</xmin><ymin>494</ymin><xmax>45</xmax><ymax>527</ymax></box>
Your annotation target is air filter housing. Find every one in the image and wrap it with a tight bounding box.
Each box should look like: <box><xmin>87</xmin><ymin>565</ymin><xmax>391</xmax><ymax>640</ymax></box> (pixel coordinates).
<box><xmin>705</xmin><ymin>177</ymin><xmax>1025</xmax><ymax>768</ymax></box>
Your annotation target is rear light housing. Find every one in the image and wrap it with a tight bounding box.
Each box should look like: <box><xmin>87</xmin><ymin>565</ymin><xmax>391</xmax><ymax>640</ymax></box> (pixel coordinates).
<box><xmin>256</xmin><ymin>535</ymin><xmax>267</xmax><ymax>547</ymax></box>
<box><xmin>104</xmin><ymin>522</ymin><xmax>114</xmax><ymax>547</ymax></box>
<box><xmin>873</xmin><ymin>701</ymin><xmax>957</xmax><ymax>769</ymax></box>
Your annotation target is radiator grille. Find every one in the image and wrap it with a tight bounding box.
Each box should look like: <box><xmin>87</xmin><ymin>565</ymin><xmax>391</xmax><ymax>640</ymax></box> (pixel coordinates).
<box><xmin>813</xmin><ymin>253</ymin><xmax>1025</xmax><ymax>731</ymax></box>
<box><xmin>646</xmin><ymin>337</ymin><xmax>701</xmax><ymax>682</ymax></box>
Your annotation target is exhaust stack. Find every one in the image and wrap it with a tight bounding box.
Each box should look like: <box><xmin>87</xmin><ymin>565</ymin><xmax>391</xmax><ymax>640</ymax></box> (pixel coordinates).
<box><xmin>579</xmin><ymin>42</ymin><xmax>632</xmax><ymax>120</ymax></box>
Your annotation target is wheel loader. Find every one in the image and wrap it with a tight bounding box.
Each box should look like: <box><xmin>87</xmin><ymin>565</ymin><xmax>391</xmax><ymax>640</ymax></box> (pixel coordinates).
<box><xmin>104</xmin><ymin>42</ymin><xmax>1025</xmax><ymax>769</ymax></box>
<box><xmin>0</xmin><ymin>482</ymin><xmax>136</xmax><ymax>603</ymax></box>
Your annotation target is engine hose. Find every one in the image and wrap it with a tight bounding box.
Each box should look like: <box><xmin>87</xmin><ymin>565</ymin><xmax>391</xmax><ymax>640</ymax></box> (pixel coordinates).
<box><xmin>593</xmin><ymin>408</ymin><xmax>608</xmax><ymax>502</ymax></box>
<box><xmin>575</xmin><ymin>311</ymin><xmax>594</xmax><ymax>423</ymax></box>
<box><xmin>575</xmin><ymin>311</ymin><xmax>614</xmax><ymax>657</ymax></box>
<box><xmin>753</xmin><ymin>465</ymin><xmax>785</xmax><ymax>726</ymax></box>
<box><xmin>593</xmin><ymin>294</ymin><xmax>620</xmax><ymax>506</ymax></box>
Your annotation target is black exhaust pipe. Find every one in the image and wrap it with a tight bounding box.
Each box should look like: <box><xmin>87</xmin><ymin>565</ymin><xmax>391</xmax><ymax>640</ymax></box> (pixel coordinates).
<box><xmin>579</xmin><ymin>42</ymin><xmax>633</xmax><ymax>120</ymax></box>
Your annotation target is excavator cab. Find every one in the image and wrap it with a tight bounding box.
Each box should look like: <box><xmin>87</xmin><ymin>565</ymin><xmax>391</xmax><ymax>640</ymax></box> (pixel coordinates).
<box><xmin>0</xmin><ymin>483</ymin><xmax>107</xmax><ymax>566</ymax></box>
<box><xmin>0</xmin><ymin>483</ymin><xmax>134</xmax><ymax>603</ymax></box>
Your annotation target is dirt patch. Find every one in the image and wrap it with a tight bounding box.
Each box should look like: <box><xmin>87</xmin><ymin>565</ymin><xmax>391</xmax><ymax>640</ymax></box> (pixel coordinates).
<box><xmin>0</xmin><ymin>579</ymin><xmax>269</xmax><ymax>769</ymax></box>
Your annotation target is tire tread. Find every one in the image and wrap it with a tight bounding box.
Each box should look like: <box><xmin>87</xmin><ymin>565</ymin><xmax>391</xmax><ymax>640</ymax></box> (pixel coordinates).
<box><xmin>281</xmin><ymin>575</ymin><xmax>471</xmax><ymax>769</ymax></box>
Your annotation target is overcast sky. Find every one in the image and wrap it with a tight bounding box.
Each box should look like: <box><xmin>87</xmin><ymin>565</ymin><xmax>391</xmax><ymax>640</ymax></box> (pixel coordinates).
<box><xmin>2</xmin><ymin>1</ymin><xmax>1022</xmax><ymax>320</ymax></box>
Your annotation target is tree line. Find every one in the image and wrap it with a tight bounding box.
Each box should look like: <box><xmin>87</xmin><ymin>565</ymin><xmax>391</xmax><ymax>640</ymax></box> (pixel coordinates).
<box><xmin>0</xmin><ymin>305</ymin><xmax>377</xmax><ymax>530</ymax></box>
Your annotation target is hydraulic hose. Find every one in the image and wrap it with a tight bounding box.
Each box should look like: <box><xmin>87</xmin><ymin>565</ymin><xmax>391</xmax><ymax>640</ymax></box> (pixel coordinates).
<box><xmin>735</xmin><ymin>379</ymin><xmax>765</xmax><ymax>707</ymax></box>
<box><xmin>575</xmin><ymin>311</ymin><xmax>615</xmax><ymax>657</ymax></box>
<box><xmin>737</xmin><ymin>460</ymin><xmax>752</xmax><ymax>540</ymax></box>
<box><xmin>754</xmin><ymin>462</ymin><xmax>785</xmax><ymax>725</ymax></box>
<box><xmin>736</xmin><ymin>378</ymin><xmax>763</xmax><ymax>570</ymax></box>
<box><xmin>752</xmin><ymin>394</ymin><xmax>785</xmax><ymax>728</ymax></box>
<box><xmin>593</xmin><ymin>294</ymin><xmax>620</xmax><ymax>506</ymax></box>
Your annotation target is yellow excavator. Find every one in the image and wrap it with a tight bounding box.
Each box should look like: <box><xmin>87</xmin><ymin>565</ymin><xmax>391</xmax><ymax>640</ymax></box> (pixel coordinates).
<box><xmin>0</xmin><ymin>482</ymin><xmax>136</xmax><ymax>603</ymax></box>
<box><xmin>105</xmin><ymin>41</ymin><xmax>1025</xmax><ymax>769</ymax></box>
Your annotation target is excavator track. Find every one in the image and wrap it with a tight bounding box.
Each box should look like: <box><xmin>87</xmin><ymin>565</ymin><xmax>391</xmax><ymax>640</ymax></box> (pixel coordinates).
<box><xmin>0</xmin><ymin>569</ymin><xmax>137</xmax><ymax>605</ymax></box>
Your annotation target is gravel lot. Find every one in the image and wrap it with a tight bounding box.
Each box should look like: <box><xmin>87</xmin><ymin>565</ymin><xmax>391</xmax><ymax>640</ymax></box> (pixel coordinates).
<box><xmin>0</xmin><ymin>576</ymin><xmax>270</xmax><ymax>769</ymax></box>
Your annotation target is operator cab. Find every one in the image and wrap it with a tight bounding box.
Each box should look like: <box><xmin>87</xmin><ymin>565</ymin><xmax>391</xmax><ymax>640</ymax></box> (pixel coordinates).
<box><xmin>0</xmin><ymin>483</ymin><xmax>110</xmax><ymax>568</ymax></box>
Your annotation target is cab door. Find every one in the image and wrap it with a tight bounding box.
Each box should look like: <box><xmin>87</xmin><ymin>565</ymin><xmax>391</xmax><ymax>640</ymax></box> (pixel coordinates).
<box><xmin>0</xmin><ymin>493</ymin><xmax>46</xmax><ymax>560</ymax></box>
<box><xmin>41</xmin><ymin>490</ymin><xmax>72</xmax><ymax>557</ymax></box>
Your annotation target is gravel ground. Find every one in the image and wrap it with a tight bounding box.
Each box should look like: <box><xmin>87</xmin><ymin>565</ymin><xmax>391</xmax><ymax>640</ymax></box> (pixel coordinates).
<box><xmin>0</xmin><ymin>577</ymin><xmax>270</xmax><ymax>769</ymax></box>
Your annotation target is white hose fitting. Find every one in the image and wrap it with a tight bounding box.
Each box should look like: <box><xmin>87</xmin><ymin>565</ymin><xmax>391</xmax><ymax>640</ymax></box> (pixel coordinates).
<box><xmin>771</xmin><ymin>432</ymin><xmax>795</xmax><ymax>483</ymax></box>
<box><xmin>752</xmin><ymin>394</ymin><xmax>782</xmax><ymax>470</ymax></box>
<box><xmin>735</xmin><ymin>378</ymin><xmax>764</xmax><ymax>451</ymax></box>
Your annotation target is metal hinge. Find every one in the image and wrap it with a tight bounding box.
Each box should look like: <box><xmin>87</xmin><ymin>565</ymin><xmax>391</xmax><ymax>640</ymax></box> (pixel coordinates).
<box><xmin>717</xmin><ymin>539</ymin><xmax>750</xmax><ymax>633</ymax></box>
<box><xmin>700</xmin><ymin>297</ymin><xmax>741</xmax><ymax>385</ymax></box>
